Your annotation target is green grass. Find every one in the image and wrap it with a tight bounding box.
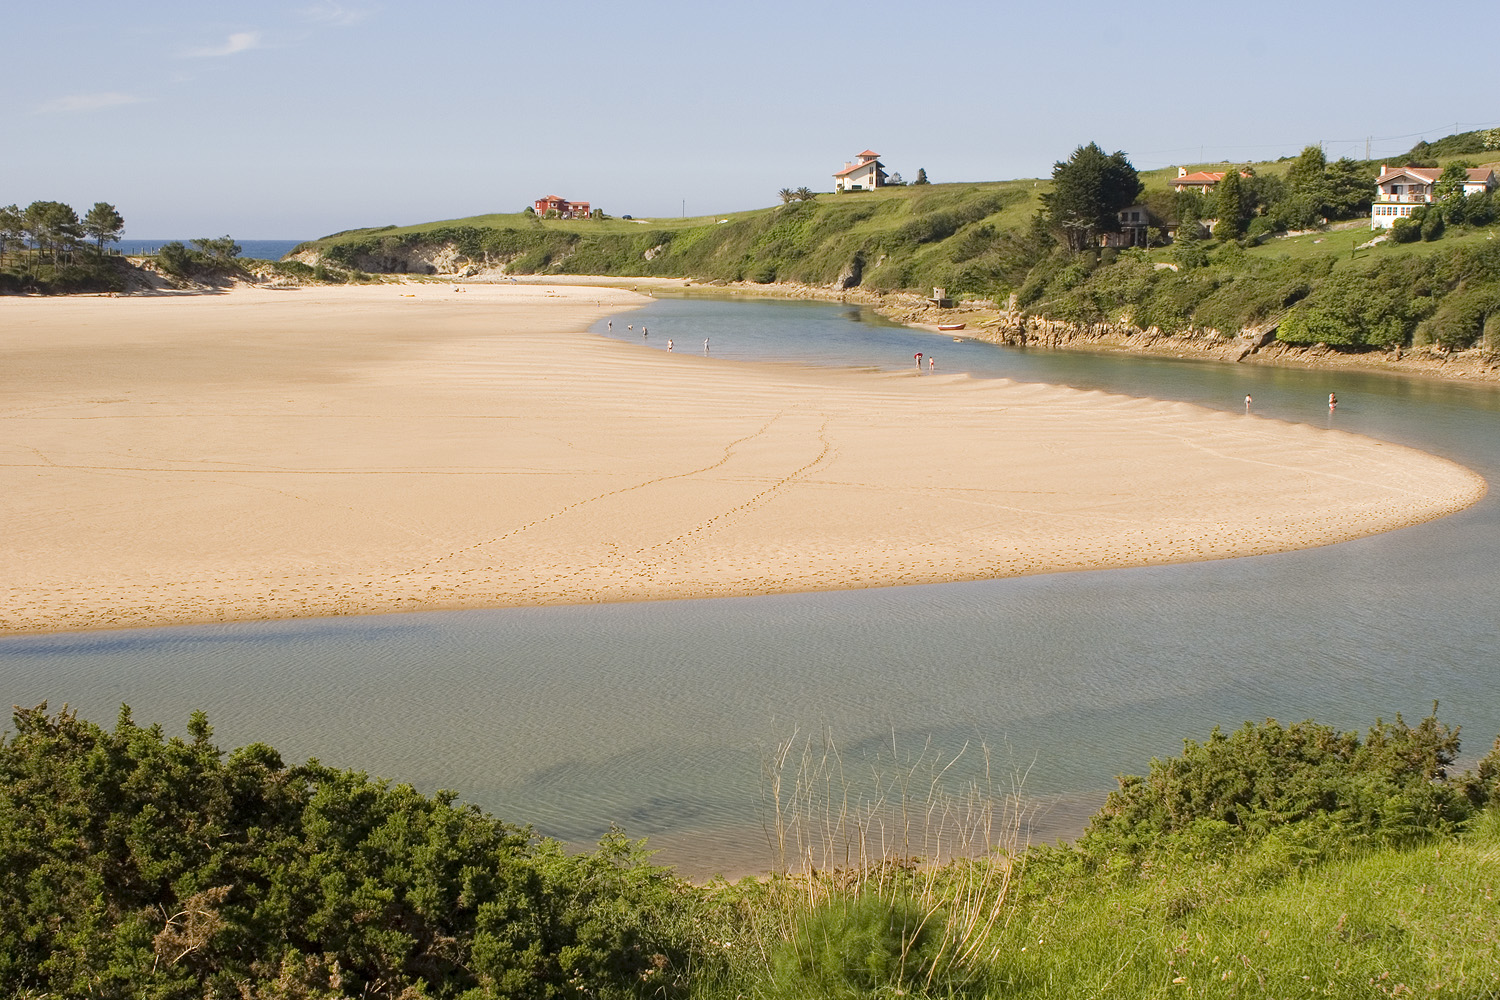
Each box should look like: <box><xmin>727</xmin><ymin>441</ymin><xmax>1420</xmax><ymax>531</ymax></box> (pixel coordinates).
<box><xmin>980</xmin><ymin>818</ymin><xmax>1500</xmax><ymax>998</ymax></box>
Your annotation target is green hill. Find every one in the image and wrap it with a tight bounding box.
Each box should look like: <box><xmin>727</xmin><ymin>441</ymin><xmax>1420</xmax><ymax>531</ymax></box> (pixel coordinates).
<box><xmin>299</xmin><ymin>137</ymin><xmax>1500</xmax><ymax>354</ymax></box>
<box><xmin>300</xmin><ymin>179</ymin><xmax>1045</xmax><ymax>293</ymax></box>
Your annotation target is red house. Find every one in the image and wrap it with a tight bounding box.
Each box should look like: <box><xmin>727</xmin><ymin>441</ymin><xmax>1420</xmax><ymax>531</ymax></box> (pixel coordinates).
<box><xmin>533</xmin><ymin>195</ymin><xmax>592</xmax><ymax>219</ymax></box>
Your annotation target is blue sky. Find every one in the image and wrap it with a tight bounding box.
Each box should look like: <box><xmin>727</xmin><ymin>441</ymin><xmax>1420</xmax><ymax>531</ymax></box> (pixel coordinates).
<box><xmin>6</xmin><ymin>0</ymin><xmax>1498</xmax><ymax>238</ymax></box>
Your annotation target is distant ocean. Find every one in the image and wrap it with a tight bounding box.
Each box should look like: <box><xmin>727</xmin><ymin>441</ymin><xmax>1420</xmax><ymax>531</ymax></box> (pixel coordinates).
<box><xmin>118</xmin><ymin>239</ymin><xmax>307</xmax><ymax>261</ymax></box>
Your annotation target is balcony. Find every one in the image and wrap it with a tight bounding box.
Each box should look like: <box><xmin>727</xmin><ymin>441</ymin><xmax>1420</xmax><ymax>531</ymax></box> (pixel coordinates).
<box><xmin>1375</xmin><ymin>192</ymin><xmax>1432</xmax><ymax>204</ymax></box>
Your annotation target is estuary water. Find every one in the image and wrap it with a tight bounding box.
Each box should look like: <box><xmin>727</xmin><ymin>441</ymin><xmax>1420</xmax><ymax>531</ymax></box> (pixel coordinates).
<box><xmin>4</xmin><ymin>296</ymin><xmax>1498</xmax><ymax>876</ymax></box>
<box><xmin>117</xmin><ymin>239</ymin><xmax>306</xmax><ymax>260</ymax></box>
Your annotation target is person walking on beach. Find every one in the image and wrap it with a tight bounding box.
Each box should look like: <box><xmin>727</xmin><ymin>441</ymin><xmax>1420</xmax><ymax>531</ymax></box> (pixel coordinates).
<box><xmin>667</xmin><ymin>339</ymin><xmax>673</xmax><ymax>352</ymax></box>
<box><xmin>929</xmin><ymin>356</ymin><xmax>936</xmax><ymax>372</ymax></box>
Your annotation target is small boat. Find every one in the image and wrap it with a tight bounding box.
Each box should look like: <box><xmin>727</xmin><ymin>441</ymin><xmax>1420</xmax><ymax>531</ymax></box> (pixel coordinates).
<box><xmin>936</xmin><ymin>323</ymin><xmax>965</xmax><ymax>332</ymax></box>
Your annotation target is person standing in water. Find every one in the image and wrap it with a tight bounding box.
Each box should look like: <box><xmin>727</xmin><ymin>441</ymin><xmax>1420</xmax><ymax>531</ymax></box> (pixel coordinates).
<box><xmin>928</xmin><ymin>356</ymin><xmax>935</xmax><ymax>372</ymax></box>
<box><xmin>1245</xmin><ymin>394</ymin><xmax>1252</xmax><ymax>412</ymax></box>
<box><xmin>703</xmin><ymin>338</ymin><xmax>710</xmax><ymax>353</ymax></box>
<box><xmin>1329</xmin><ymin>392</ymin><xmax>1337</xmax><ymax>410</ymax></box>
<box><xmin>667</xmin><ymin>339</ymin><xmax>673</xmax><ymax>352</ymax></box>
<box><xmin>914</xmin><ymin>352</ymin><xmax>923</xmax><ymax>371</ymax></box>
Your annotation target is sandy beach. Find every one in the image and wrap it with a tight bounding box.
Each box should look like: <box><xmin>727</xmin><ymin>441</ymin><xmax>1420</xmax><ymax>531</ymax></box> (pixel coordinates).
<box><xmin>0</xmin><ymin>283</ymin><xmax>1485</xmax><ymax>636</ymax></box>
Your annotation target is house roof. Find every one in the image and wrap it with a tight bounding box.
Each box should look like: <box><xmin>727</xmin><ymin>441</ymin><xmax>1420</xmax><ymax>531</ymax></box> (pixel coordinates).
<box><xmin>1172</xmin><ymin>171</ymin><xmax>1225</xmax><ymax>186</ymax></box>
<box><xmin>1377</xmin><ymin>167</ymin><xmax>1441</xmax><ymax>184</ymax></box>
<box><xmin>834</xmin><ymin>159</ymin><xmax>885</xmax><ymax>177</ymax></box>
<box><xmin>1377</xmin><ymin>166</ymin><xmax>1494</xmax><ymax>185</ymax></box>
<box><xmin>857</xmin><ymin>149</ymin><xmax>880</xmax><ymax>158</ymax></box>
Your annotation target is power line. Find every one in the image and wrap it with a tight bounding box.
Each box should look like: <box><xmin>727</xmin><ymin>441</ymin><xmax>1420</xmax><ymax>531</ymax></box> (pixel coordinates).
<box><xmin>1132</xmin><ymin>118</ymin><xmax>1500</xmax><ymax>167</ymax></box>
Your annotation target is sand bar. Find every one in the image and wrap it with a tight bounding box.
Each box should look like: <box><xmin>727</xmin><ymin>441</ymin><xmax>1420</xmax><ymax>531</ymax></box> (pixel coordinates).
<box><xmin>0</xmin><ymin>283</ymin><xmax>1485</xmax><ymax>635</ymax></box>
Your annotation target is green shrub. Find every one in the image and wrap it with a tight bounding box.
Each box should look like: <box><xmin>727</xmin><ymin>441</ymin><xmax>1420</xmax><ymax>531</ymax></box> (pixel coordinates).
<box><xmin>1390</xmin><ymin>214</ymin><xmax>1422</xmax><ymax>243</ymax></box>
<box><xmin>1421</xmin><ymin>208</ymin><xmax>1445</xmax><ymax>241</ymax></box>
<box><xmin>772</xmin><ymin>893</ymin><xmax>948</xmax><ymax>998</ymax></box>
<box><xmin>156</xmin><ymin>240</ymin><xmax>194</xmax><ymax>277</ymax></box>
<box><xmin>0</xmin><ymin>705</ymin><xmax>707</xmax><ymax>1000</ymax></box>
<box><xmin>1083</xmin><ymin>710</ymin><xmax>1471</xmax><ymax>861</ymax></box>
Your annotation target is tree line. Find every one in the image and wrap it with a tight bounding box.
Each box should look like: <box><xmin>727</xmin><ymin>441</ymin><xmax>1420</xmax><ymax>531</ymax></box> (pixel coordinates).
<box><xmin>1038</xmin><ymin>141</ymin><xmax>1400</xmax><ymax>252</ymax></box>
<box><xmin>0</xmin><ymin>199</ymin><xmax>125</xmax><ymax>265</ymax></box>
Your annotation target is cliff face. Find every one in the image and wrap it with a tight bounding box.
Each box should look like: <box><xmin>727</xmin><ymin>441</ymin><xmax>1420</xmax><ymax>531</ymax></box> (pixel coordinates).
<box><xmin>951</xmin><ymin>311</ymin><xmax>1500</xmax><ymax>382</ymax></box>
<box><xmin>291</xmin><ymin>240</ymin><xmax>478</xmax><ymax>275</ymax></box>
<box><xmin>970</xmin><ymin>314</ymin><xmax>1271</xmax><ymax>363</ymax></box>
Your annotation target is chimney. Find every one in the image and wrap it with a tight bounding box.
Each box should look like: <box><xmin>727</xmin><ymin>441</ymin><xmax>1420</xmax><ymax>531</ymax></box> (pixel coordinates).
<box><xmin>1178</xmin><ymin>167</ymin><xmax>1187</xmax><ymax>177</ymax></box>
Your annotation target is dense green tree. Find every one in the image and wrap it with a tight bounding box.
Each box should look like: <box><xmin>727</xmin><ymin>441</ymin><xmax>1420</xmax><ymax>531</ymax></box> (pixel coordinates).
<box><xmin>190</xmin><ymin>235</ymin><xmax>241</xmax><ymax>263</ymax></box>
<box><xmin>1433</xmin><ymin>161</ymin><xmax>1476</xmax><ymax>222</ymax></box>
<box><xmin>1278</xmin><ymin>145</ymin><xmax>1332</xmax><ymax>229</ymax></box>
<box><xmin>22</xmin><ymin>200</ymin><xmax>82</xmax><ymax>264</ymax></box>
<box><xmin>1285</xmin><ymin>144</ymin><xmax>1328</xmax><ymax>195</ymax></box>
<box><xmin>1275</xmin><ymin>147</ymin><xmax>1372</xmax><ymax>227</ymax></box>
<box><xmin>0</xmin><ymin>203</ymin><xmax>22</xmax><ymax>264</ymax></box>
<box><xmin>81</xmin><ymin>201</ymin><xmax>125</xmax><ymax>252</ymax></box>
<box><xmin>1212</xmin><ymin>168</ymin><xmax>1248</xmax><ymax>240</ymax></box>
<box><xmin>1042</xmin><ymin>142</ymin><xmax>1143</xmax><ymax>251</ymax></box>
<box><xmin>156</xmin><ymin>240</ymin><xmax>194</xmax><ymax>277</ymax></box>
<box><xmin>1171</xmin><ymin>220</ymin><xmax>1207</xmax><ymax>269</ymax></box>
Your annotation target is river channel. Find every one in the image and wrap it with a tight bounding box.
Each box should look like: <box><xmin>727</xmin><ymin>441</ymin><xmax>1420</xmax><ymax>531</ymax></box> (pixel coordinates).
<box><xmin>3</xmin><ymin>296</ymin><xmax>1497</xmax><ymax>876</ymax></box>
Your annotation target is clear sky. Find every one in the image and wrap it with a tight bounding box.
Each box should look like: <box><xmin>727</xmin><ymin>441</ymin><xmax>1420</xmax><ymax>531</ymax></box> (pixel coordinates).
<box><xmin>6</xmin><ymin>0</ymin><xmax>1498</xmax><ymax>239</ymax></box>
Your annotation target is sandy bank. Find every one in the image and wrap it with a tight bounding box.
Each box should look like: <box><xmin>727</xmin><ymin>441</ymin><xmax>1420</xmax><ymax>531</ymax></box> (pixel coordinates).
<box><xmin>0</xmin><ymin>283</ymin><xmax>1485</xmax><ymax>635</ymax></box>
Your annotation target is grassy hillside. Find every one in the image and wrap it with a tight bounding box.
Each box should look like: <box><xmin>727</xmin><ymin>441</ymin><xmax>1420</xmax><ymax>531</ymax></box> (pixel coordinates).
<box><xmin>301</xmin><ymin>180</ymin><xmax>1045</xmax><ymax>293</ymax></box>
<box><xmin>301</xmin><ymin>141</ymin><xmax>1500</xmax><ymax>352</ymax></box>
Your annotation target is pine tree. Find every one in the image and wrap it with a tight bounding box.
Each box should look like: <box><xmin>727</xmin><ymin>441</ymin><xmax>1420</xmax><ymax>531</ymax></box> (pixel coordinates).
<box><xmin>82</xmin><ymin>202</ymin><xmax>124</xmax><ymax>252</ymax></box>
<box><xmin>1212</xmin><ymin>169</ymin><xmax>1246</xmax><ymax>241</ymax></box>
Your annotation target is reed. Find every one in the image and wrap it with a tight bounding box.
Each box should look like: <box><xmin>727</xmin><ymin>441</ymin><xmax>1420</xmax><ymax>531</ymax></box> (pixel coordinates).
<box><xmin>736</xmin><ymin>730</ymin><xmax>1037</xmax><ymax>995</ymax></box>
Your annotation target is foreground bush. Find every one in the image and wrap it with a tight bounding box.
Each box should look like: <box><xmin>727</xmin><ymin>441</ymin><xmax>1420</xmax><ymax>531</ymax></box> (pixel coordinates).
<box><xmin>0</xmin><ymin>704</ymin><xmax>705</xmax><ymax>999</ymax></box>
<box><xmin>5</xmin><ymin>704</ymin><xmax>1498</xmax><ymax>998</ymax></box>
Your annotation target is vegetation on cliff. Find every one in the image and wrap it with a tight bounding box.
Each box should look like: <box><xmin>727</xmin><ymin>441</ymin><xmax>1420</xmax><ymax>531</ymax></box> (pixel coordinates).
<box><xmin>4</xmin><ymin>702</ymin><xmax>1498</xmax><ymax>998</ymax></box>
<box><xmin>302</xmin><ymin>131</ymin><xmax>1500</xmax><ymax>356</ymax></box>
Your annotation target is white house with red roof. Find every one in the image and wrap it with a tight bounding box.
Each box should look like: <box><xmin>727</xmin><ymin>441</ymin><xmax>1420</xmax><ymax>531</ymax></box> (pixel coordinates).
<box><xmin>834</xmin><ymin>150</ymin><xmax>887</xmax><ymax>192</ymax></box>
<box><xmin>1370</xmin><ymin>164</ymin><xmax>1497</xmax><ymax>228</ymax></box>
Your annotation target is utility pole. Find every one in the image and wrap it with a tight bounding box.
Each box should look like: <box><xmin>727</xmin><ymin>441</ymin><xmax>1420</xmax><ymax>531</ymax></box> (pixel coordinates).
<box><xmin>1366</xmin><ymin>136</ymin><xmax>1372</xmax><ymax>160</ymax></box>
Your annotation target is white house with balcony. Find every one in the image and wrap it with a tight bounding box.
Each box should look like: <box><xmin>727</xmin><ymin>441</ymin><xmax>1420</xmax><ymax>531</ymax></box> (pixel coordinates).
<box><xmin>1371</xmin><ymin>164</ymin><xmax>1497</xmax><ymax>228</ymax></box>
<box><xmin>834</xmin><ymin>150</ymin><xmax>887</xmax><ymax>192</ymax></box>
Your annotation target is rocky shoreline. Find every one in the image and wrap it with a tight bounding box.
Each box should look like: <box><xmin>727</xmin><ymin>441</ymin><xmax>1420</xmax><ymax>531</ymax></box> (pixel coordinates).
<box><xmin>676</xmin><ymin>278</ymin><xmax>1500</xmax><ymax>386</ymax></box>
<box><xmin>273</xmin><ymin>251</ymin><xmax>1500</xmax><ymax>387</ymax></box>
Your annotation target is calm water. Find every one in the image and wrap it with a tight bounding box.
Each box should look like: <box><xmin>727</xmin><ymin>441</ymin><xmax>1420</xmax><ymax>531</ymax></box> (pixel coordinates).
<box><xmin>4</xmin><ymin>297</ymin><xmax>1498</xmax><ymax>876</ymax></box>
<box><xmin>118</xmin><ymin>239</ymin><xmax>305</xmax><ymax>260</ymax></box>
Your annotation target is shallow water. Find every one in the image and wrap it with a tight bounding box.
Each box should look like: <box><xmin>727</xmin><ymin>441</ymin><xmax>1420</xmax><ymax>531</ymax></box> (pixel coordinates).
<box><xmin>4</xmin><ymin>297</ymin><xmax>1498</xmax><ymax>877</ymax></box>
